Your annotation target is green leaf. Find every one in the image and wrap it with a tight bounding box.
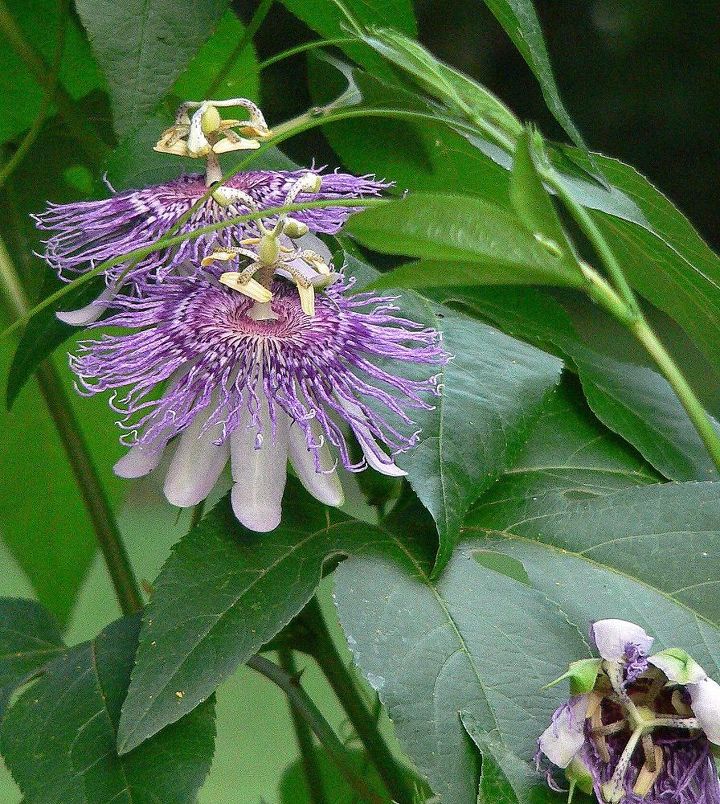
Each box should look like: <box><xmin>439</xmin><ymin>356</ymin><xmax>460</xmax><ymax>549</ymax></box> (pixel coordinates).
<box><xmin>358</xmin><ymin>26</ymin><xmax>522</xmax><ymax>138</ymax></box>
<box><xmin>1</xmin><ymin>615</ymin><xmax>215</xmax><ymax>803</ymax></box>
<box><xmin>481</xmin><ymin>0</ymin><xmax>588</xmax><ymax>153</ymax></box>
<box><xmin>510</xmin><ymin>128</ymin><xmax>579</xmax><ymax>277</ymax></box>
<box><xmin>173</xmin><ymin>9</ymin><xmax>260</xmax><ymax>103</ymax></box>
<box><xmin>392</xmin><ymin>299</ymin><xmax>563</xmax><ymax>574</ymax></box>
<box><xmin>571</xmin><ymin>346</ymin><xmax>720</xmax><ymax>483</ymax></box>
<box><xmin>463</xmin><ymin>479</ymin><xmax>720</xmax><ymax>698</ymax></box>
<box><xmin>0</xmin><ymin>0</ymin><xmax>101</xmax><ymax>145</ymax></box>
<box><xmin>6</xmin><ymin>274</ymin><xmax>103</xmax><ymax>409</ymax></box>
<box><xmin>562</xmin><ymin>148</ymin><xmax>720</xmax><ymax>379</ymax></box>
<box><xmin>279</xmin><ymin>0</ymin><xmax>416</xmax><ymax>75</ymax></box>
<box><xmin>75</xmin><ymin>0</ymin><xmax>228</xmax><ymax>137</ymax></box>
<box><xmin>117</xmin><ymin>484</ymin><xmax>389</xmax><ymax>754</ymax></box>
<box><xmin>333</xmin><ymin>533</ymin><xmax>587</xmax><ymax>804</ymax></box>
<box><xmin>0</xmin><ymin>598</ymin><xmax>64</xmax><ymax>719</ymax></box>
<box><xmin>348</xmin><ymin>193</ymin><xmax>587</xmax><ymax>288</ymax></box>
<box><xmin>451</xmin><ymin>286</ymin><xmax>720</xmax><ymax>481</ymax></box>
<box><xmin>544</xmin><ymin>658</ymin><xmax>602</xmax><ymax>695</ymax></box>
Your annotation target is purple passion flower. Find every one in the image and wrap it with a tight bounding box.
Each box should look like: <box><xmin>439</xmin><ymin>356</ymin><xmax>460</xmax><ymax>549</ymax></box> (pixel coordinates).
<box><xmin>70</xmin><ymin>272</ymin><xmax>446</xmax><ymax>532</ymax></box>
<box><xmin>537</xmin><ymin>619</ymin><xmax>720</xmax><ymax>803</ymax></box>
<box><xmin>35</xmin><ymin>168</ymin><xmax>388</xmax><ymax>325</ymax></box>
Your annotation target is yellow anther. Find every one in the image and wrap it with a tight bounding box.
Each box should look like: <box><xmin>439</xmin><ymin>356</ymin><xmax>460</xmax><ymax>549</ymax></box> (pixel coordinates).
<box><xmin>633</xmin><ymin>744</ymin><xmax>664</xmax><ymax>797</ymax></box>
<box><xmin>201</xmin><ymin>250</ymin><xmax>238</xmax><ymax>266</ymax></box>
<box><xmin>296</xmin><ymin>283</ymin><xmax>315</xmax><ymax>316</ymax></box>
<box><xmin>219</xmin><ymin>272</ymin><xmax>273</xmax><ymax>303</ymax></box>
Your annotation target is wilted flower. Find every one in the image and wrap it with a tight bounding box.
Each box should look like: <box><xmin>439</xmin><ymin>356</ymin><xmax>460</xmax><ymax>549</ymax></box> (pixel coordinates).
<box><xmin>69</xmin><ymin>256</ymin><xmax>446</xmax><ymax>531</ymax></box>
<box><xmin>34</xmin><ymin>98</ymin><xmax>388</xmax><ymax>325</ymax></box>
<box><xmin>537</xmin><ymin>619</ymin><xmax>720</xmax><ymax>803</ymax></box>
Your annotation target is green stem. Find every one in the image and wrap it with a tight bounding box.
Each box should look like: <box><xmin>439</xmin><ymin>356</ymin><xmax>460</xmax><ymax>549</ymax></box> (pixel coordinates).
<box><xmin>0</xmin><ymin>0</ymin><xmax>67</xmax><ymax>190</ymax></box>
<box><xmin>302</xmin><ymin>597</ymin><xmax>415</xmax><ymax>804</ymax></box>
<box><xmin>277</xmin><ymin>648</ymin><xmax>328</xmax><ymax>804</ymax></box>
<box><xmin>0</xmin><ymin>0</ymin><xmax>107</xmax><ymax>162</ymax></box>
<box><xmin>247</xmin><ymin>654</ymin><xmax>384</xmax><ymax>804</ymax></box>
<box><xmin>205</xmin><ymin>0</ymin><xmax>274</xmax><ymax>97</ymax></box>
<box><xmin>542</xmin><ymin>166</ymin><xmax>641</xmax><ymax>318</ymax></box>
<box><xmin>0</xmin><ymin>237</ymin><xmax>143</xmax><ymax>616</ymax></box>
<box><xmin>259</xmin><ymin>38</ymin><xmax>358</xmax><ymax>71</ymax></box>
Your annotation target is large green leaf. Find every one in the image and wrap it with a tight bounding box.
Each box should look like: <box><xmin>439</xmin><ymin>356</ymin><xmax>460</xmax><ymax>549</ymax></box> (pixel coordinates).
<box><xmin>279</xmin><ymin>0</ymin><xmax>416</xmax><ymax>76</ymax></box>
<box><xmin>450</xmin><ymin>286</ymin><xmax>720</xmax><ymax>482</ymax></box>
<box><xmin>117</xmin><ymin>484</ymin><xmax>389</xmax><ymax>754</ymax></box>
<box><xmin>564</xmin><ymin>148</ymin><xmax>720</xmax><ymax>378</ymax></box>
<box><xmin>357</xmin><ymin>26</ymin><xmax>522</xmax><ymax>138</ymax></box>
<box><xmin>0</xmin><ymin>0</ymin><xmax>101</xmax><ymax>145</ymax></box>
<box><xmin>333</xmin><ymin>530</ymin><xmax>586</xmax><ymax>804</ymax></box>
<box><xmin>0</xmin><ymin>598</ymin><xmax>64</xmax><ymax>719</ymax></box>
<box><xmin>1</xmin><ymin>615</ymin><xmax>215</xmax><ymax>803</ymax></box>
<box><xmin>75</xmin><ymin>0</ymin><xmax>228</xmax><ymax>137</ymax></box>
<box><xmin>481</xmin><ymin>0</ymin><xmax>587</xmax><ymax>153</ymax></box>
<box><xmin>393</xmin><ymin>299</ymin><xmax>563</xmax><ymax>574</ymax></box>
<box><xmin>347</xmin><ymin>193</ymin><xmax>586</xmax><ymax>288</ymax></box>
<box><xmin>309</xmin><ymin>59</ymin><xmax>514</xmax><ymax>206</ymax></box>
<box><xmin>336</xmin><ymin>382</ymin><xmax>720</xmax><ymax>803</ymax></box>
<box><xmin>465</xmin><ymin>481</ymin><xmax>720</xmax><ymax>675</ymax></box>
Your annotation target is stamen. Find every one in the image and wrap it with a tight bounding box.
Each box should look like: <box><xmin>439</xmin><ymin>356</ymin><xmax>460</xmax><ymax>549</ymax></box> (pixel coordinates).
<box><xmin>601</xmin><ymin>726</ymin><xmax>643</xmax><ymax>803</ymax></box>
<box><xmin>633</xmin><ymin>743</ymin><xmax>664</xmax><ymax>797</ymax></box>
<box><xmin>219</xmin><ymin>271</ymin><xmax>273</xmax><ymax>303</ymax></box>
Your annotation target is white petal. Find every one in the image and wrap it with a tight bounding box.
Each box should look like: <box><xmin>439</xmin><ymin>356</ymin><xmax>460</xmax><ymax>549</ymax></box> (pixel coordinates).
<box><xmin>590</xmin><ymin>619</ymin><xmax>654</xmax><ymax>662</ymax></box>
<box><xmin>539</xmin><ymin>695</ymin><xmax>589</xmax><ymax>769</ymax></box>
<box><xmin>163</xmin><ymin>417</ymin><xmax>229</xmax><ymax>508</ymax></box>
<box><xmin>338</xmin><ymin>397</ymin><xmax>406</xmax><ymax>477</ymax></box>
<box><xmin>688</xmin><ymin>677</ymin><xmax>720</xmax><ymax>745</ymax></box>
<box><xmin>648</xmin><ymin>648</ymin><xmax>707</xmax><ymax>685</ymax></box>
<box><xmin>287</xmin><ymin>421</ymin><xmax>344</xmax><ymax>507</ymax></box>
<box><xmin>56</xmin><ymin>284</ymin><xmax>118</xmax><ymax>326</ymax></box>
<box><xmin>295</xmin><ymin>233</ymin><xmax>332</xmax><ymax>263</ymax></box>
<box><xmin>230</xmin><ymin>403</ymin><xmax>289</xmax><ymax>532</ymax></box>
<box><xmin>114</xmin><ymin>443</ymin><xmax>166</xmax><ymax>479</ymax></box>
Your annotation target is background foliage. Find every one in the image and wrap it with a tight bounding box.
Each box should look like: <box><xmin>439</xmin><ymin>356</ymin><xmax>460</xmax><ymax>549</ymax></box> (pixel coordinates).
<box><xmin>1</xmin><ymin>0</ymin><xmax>719</xmax><ymax>802</ymax></box>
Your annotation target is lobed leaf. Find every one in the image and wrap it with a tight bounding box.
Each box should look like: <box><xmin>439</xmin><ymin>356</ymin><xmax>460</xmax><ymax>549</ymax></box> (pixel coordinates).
<box><xmin>75</xmin><ymin>0</ymin><xmax>228</xmax><ymax>137</ymax></box>
<box><xmin>0</xmin><ymin>598</ymin><xmax>64</xmax><ymax>720</ymax></box>
<box><xmin>347</xmin><ymin>192</ymin><xmax>587</xmax><ymax>288</ymax></box>
<box><xmin>117</xmin><ymin>484</ymin><xmax>390</xmax><ymax>754</ymax></box>
<box><xmin>393</xmin><ymin>298</ymin><xmax>564</xmax><ymax>574</ymax></box>
<box><xmin>1</xmin><ymin>615</ymin><xmax>216</xmax><ymax>803</ymax></box>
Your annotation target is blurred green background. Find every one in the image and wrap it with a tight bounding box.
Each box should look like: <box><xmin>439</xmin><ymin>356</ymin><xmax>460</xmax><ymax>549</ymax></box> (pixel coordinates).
<box><xmin>1</xmin><ymin>0</ymin><xmax>719</xmax><ymax>800</ymax></box>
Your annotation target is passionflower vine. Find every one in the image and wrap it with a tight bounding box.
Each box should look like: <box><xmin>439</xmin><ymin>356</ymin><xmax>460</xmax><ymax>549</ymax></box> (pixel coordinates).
<box><xmin>537</xmin><ymin>619</ymin><xmax>720</xmax><ymax>803</ymax></box>
<box><xmin>69</xmin><ymin>258</ymin><xmax>446</xmax><ymax>531</ymax></box>
<box><xmin>34</xmin><ymin>98</ymin><xmax>388</xmax><ymax>324</ymax></box>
